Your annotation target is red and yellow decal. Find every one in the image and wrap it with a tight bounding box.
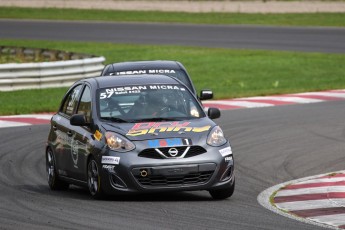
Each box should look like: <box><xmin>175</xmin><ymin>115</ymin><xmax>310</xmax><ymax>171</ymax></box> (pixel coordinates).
<box><xmin>126</xmin><ymin>122</ymin><xmax>211</xmax><ymax>136</ymax></box>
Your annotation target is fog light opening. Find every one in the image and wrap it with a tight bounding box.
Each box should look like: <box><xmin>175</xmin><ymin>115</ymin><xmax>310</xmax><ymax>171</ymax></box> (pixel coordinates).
<box><xmin>221</xmin><ymin>166</ymin><xmax>233</xmax><ymax>182</ymax></box>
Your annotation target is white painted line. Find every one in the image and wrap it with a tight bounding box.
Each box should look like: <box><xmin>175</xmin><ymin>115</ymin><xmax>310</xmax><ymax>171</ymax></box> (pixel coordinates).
<box><xmin>0</xmin><ymin>114</ymin><xmax>53</xmax><ymax>120</ymax></box>
<box><xmin>330</xmin><ymin>198</ymin><xmax>345</xmax><ymax>208</ymax></box>
<box><xmin>275</xmin><ymin>199</ymin><xmax>345</xmax><ymax>211</ymax></box>
<box><xmin>294</xmin><ymin>177</ymin><xmax>345</xmax><ymax>185</ymax></box>
<box><xmin>298</xmin><ymin>92</ymin><xmax>345</xmax><ymax>98</ymax></box>
<box><xmin>0</xmin><ymin>120</ymin><xmax>31</xmax><ymax>128</ymax></box>
<box><xmin>244</xmin><ymin>96</ymin><xmax>323</xmax><ymax>103</ymax></box>
<box><xmin>276</xmin><ymin>186</ymin><xmax>345</xmax><ymax>197</ymax></box>
<box><xmin>309</xmin><ymin>214</ymin><xmax>345</xmax><ymax>228</ymax></box>
<box><xmin>206</xmin><ymin>100</ymin><xmax>273</xmax><ymax>108</ymax></box>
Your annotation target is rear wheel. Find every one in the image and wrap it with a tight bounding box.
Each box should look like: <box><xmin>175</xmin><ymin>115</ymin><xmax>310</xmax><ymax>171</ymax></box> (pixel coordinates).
<box><xmin>46</xmin><ymin>148</ymin><xmax>69</xmax><ymax>190</ymax></box>
<box><xmin>87</xmin><ymin>158</ymin><xmax>104</xmax><ymax>199</ymax></box>
<box><xmin>209</xmin><ymin>179</ymin><xmax>235</xmax><ymax>200</ymax></box>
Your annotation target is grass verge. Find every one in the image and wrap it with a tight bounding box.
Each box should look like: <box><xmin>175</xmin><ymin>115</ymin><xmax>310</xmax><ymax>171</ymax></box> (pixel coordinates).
<box><xmin>1</xmin><ymin>39</ymin><xmax>345</xmax><ymax>115</ymax></box>
<box><xmin>0</xmin><ymin>7</ymin><xmax>345</xmax><ymax>27</ymax></box>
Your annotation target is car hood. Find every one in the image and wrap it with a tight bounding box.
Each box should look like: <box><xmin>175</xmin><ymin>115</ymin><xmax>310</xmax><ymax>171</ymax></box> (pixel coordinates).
<box><xmin>101</xmin><ymin>118</ymin><xmax>216</xmax><ymax>142</ymax></box>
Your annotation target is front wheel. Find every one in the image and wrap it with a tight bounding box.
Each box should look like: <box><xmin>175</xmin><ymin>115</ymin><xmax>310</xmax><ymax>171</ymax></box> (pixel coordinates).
<box><xmin>209</xmin><ymin>179</ymin><xmax>235</xmax><ymax>200</ymax></box>
<box><xmin>87</xmin><ymin>158</ymin><xmax>104</xmax><ymax>199</ymax></box>
<box><xmin>46</xmin><ymin>148</ymin><xmax>69</xmax><ymax>190</ymax></box>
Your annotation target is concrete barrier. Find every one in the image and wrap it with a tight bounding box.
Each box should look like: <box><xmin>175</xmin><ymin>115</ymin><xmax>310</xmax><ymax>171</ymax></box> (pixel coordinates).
<box><xmin>0</xmin><ymin>46</ymin><xmax>105</xmax><ymax>91</ymax></box>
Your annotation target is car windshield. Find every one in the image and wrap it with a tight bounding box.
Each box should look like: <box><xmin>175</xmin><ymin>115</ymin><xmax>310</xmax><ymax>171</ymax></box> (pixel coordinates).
<box><xmin>109</xmin><ymin>69</ymin><xmax>193</xmax><ymax>93</ymax></box>
<box><xmin>98</xmin><ymin>84</ymin><xmax>205</xmax><ymax>122</ymax></box>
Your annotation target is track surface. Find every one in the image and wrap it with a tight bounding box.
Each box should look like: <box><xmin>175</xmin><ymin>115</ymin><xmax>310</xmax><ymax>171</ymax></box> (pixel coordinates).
<box><xmin>1</xmin><ymin>19</ymin><xmax>345</xmax><ymax>53</ymax></box>
<box><xmin>1</xmin><ymin>101</ymin><xmax>345</xmax><ymax>229</ymax></box>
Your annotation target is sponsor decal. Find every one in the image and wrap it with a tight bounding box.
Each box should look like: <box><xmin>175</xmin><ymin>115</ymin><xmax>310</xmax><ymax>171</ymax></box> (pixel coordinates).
<box><xmin>100</xmin><ymin>84</ymin><xmax>186</xmax><ymax>99</ymax></box>
<box><xmin>147</xmin><ymin>138</ymin><xmax>191</xmax><ymax>148</ymax></box>
<box><xmin>219</xmin><ymin>146</ymin><xmax>232</xmax><ymax>157</ymax></box>
<box><xmin>94</xmin><ymin>130</ymin><xmax>102</xmax><ymax>141</ymax></box>
<box><xmin>71</xmin><ymin>139</ymin><xmax>79</xmax><ymax>168</ymax></box>
<box><xmin>148</xmin><ymin>85</ymin><xmax>181</xmax><ymax>90</ymax></box>
<box><xmin>225</xmin><ymin>156</ymin><xmax>233</xmax><ymax>162</ymax></box>
<box><xmin>100</xmin><ymin>86</ymin><xmax>147</xmax><ymax>98</ymax></box>
<box><xmin>101</xmin><ymin>156</ymin><xmax>120</xmax><ymax>165</ymax></box>
<box><xmin>127</xmin><ymin>122</ymin><xmax>211</xmax><ymax>136</ymax></box>
<box><xmin>102</xmin><ymin>165</ymin><xmax>115</xmax><ymax>172</ymax></box>
<box><xmin>112</xmin><ymin>69</ymin><xmax>176</xmax><ymax>76</ymax></box>
<box><xmin>56</xmin><ymin>131</ymin><xmax>87</xmax><ymax>168</ymax></box>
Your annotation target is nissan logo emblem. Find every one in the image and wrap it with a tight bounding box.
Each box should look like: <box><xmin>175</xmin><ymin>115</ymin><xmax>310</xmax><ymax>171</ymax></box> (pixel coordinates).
<box><xmin>168</xmin><ymin>148</ymin><xmax>178</xmax><ymax>157</ymax></box>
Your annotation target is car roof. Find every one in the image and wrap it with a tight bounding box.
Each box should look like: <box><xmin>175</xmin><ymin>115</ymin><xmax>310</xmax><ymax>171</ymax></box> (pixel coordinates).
<box><xmin>89</xmin><ymin>74</ymin><xmax>182</xmax><ymax>88</ymax></box>
<box><xmin>100</xmin><ymin>60</ymin><xmax>197</xmax><ymax>95</ymax></box>
<box><xmin>108</xmin><ymin>60</ymin><xmax>184</xmax><ymax>71</ymax></box>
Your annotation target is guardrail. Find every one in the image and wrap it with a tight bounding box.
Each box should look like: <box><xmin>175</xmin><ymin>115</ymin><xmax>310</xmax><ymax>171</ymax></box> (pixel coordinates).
<box><xmin>0</xmin><ymin>47</ymin><xmax>105</xmax><ymax>91</ymax></box>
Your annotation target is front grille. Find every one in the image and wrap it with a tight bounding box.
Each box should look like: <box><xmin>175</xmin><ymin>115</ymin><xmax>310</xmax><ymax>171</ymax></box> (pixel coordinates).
<box><xmin>135</xmin><ymin>171</ymin><xmax>213</xmax><ymax>187</ymax></box>
<box><xmin>184</xmin><ymin>146</ymin><xmax>207</xmax><ymax>158</ymax></box>
<box><xmin>138</xmin><ymin>146</ymin><xmax>207</xmax><ymax>159</ymax></box>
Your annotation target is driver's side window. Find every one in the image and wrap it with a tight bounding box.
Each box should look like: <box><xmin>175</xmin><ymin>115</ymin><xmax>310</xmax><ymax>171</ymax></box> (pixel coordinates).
<box><xmin>61</xmin><ymin>85</ymin><xmax>83</xmax><ymax>117</ymax></box>
<box><xmin>76</xmin><ymin>86</ymin><xmax>92</xmax><ymax>123</ymax></box>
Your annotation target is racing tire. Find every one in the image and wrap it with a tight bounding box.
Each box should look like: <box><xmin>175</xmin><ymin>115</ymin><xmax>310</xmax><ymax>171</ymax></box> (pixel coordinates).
<box><xmin>87</xmin><ymin>157</ymin><xmax>105</xmax><ymax>199</ymax></box>
<box><xmin>46</xmin><ymin>148</ymin><xmax>69</xmax><ymax>190</ymax></box>
<box><xmin>209</xmin><ymin>179</ymin><xmax>235</xmax><ymax>200</ymax></box>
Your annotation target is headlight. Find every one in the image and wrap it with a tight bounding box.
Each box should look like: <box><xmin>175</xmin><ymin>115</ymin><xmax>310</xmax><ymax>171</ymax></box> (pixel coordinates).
<box><xmin>105</xmin><ymin>132</ymin><xmax>135</xmax><ymax>152</ymax></box>
<box><xmin>207</xmin><ymin>126</ymin><xmax>227</xmax><ymax>147</ymax></box>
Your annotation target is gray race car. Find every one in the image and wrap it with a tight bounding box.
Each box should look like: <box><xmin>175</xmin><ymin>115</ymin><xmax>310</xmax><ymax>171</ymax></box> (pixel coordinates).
<box><xmin>101</xmin><ymin>60</ymin><xmax>213</xmax><ymax>100</ymax></box>
<box><xmin>46</xmin><ymin>74</ymin><xmax>234</xmax><ymax>199</ymax></box>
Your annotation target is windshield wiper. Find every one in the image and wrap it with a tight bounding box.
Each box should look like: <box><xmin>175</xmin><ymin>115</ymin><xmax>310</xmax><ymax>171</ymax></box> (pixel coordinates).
<box><xmin>101</xmin><ymin>117</ymin><xmax>130</xmax><ymax>123</ymax></box>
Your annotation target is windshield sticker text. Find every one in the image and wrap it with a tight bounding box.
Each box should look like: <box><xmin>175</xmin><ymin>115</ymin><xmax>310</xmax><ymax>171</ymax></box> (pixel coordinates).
<box><xmin>100</xmin><ymin>86</ymin><xmax>147</xmax><ymax>99</ymax></box>
<box><xmin>100</xmin><ymin>85</ymin><xmax>186</xmax><ymax>99</ymax></box>
<box><xmin>112</xmin><ymin>69</ymin><xmax>176</xmax><ymax>76</ymax></box>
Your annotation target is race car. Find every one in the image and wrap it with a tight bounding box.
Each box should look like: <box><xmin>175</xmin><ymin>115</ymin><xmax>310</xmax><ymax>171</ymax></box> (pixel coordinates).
<box><xmin>100</xmin><ymin>60</ymin><xmax>213</xmax><ymax>100</ymax></box>
<box><xmin>46</xmin><ymin>74</ymin><xmax>234</xmax><ymax>199</ymax></box>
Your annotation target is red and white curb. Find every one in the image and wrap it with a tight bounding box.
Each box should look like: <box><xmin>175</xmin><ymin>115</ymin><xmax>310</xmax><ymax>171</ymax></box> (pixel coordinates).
<box><xmin>0</xmin><ymin>114</ymin><xmax>52</xmax><ymax>128</ymax></box>
<box><xmin>203</xmin><ymin>89</ymin><xmax>345</xmax><ymax>110</ymax></box>
<box><xmin>1</xmin><ymin>89</ymin><xmax>345</xmax><ymax>128</ymax></box>
<box><xmin>258</xmin><ymin>171</ymin><xmax>345</xmax><ymax>229</ymax></box>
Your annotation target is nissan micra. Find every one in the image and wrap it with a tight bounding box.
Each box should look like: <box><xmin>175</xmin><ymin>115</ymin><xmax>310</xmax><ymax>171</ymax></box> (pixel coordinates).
<box><xmin>46</xmin><ymin>74</ymin><xmax>234</xmax><ymax>199</ymax></box>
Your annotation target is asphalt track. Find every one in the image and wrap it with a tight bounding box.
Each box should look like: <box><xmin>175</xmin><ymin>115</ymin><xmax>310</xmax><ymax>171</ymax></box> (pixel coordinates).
<box><xmin>1</xmin><ymin>19</ymin><xmax>345</xmax><ymax>53</ymax></box>
<box><xmin>1</xmin><ymin>20</ymin><xmax>345</xmax><ymax>229</ymax></box>
<box><xmin>1</xmin><ymin>101</ymin><xmax>345</xmax><ymax>229</ymax></box>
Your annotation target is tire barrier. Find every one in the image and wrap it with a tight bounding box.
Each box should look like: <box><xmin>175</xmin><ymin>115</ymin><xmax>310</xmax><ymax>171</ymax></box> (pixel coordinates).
<box><xmin>0</xmin><ymin>46</ymin><xmax>105</xmax><ymax>91</ymax></box>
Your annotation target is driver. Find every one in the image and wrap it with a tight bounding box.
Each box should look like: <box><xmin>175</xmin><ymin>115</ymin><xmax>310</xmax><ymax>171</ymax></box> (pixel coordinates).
<box><xmin>129</xmin><ymin>90</ymin><xmax>184</xmax><ymax>118</ymax></box>
<box><xmin>144</xmin><ymin>91</ymin><xmax>169</xmax><ymax>116</ymax></box>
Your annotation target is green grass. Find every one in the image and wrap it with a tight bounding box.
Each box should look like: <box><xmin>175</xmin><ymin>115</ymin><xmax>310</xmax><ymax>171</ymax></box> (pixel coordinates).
<box><xmin>0</xmin><ymin>88</ymin><xmax>68</xmax><ymax>115</ymax></box>
<box><xmin>1</xmin><ymin>7</ymin><xmax>345</xmax><ymax>27</ymax></box>
<box><xmin>1</xmin><ymin>39</ymin><xmax>345</xmax><ymax>115</ymax></box>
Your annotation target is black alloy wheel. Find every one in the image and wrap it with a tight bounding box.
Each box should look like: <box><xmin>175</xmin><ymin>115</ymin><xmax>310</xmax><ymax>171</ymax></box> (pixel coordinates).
<box><xmin>46</xmin><ymin>148</ymin><xmax>69</xmax><ymax>190</ymax></box>
<box><xmin>87</xmin><ymin>158</ymin><xmax>104</xmax><ymax>199</ymax></box>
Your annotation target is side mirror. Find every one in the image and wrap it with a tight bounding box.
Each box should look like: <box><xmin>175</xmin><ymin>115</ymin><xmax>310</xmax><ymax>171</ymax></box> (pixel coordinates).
<box><xmin>199</xmin><ymin>89</ymin><xmax>213</xmax><ymax>100</ymax></box>
<box><xmin>70</xmin><ymin>114</ymin><xmax>88</xmax><ymax>126</ymax></box>
<box><xmin>208</xmin><ymin>108</ymin><xmax>221</xmax><ymax>119</ymax></box>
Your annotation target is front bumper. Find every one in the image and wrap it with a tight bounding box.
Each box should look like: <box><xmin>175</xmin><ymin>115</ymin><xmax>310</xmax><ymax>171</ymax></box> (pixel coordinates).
<box><xmin>99</xmin><ymin>143</ymin><xmax>234</xmax><ymax>195</ymax></box>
